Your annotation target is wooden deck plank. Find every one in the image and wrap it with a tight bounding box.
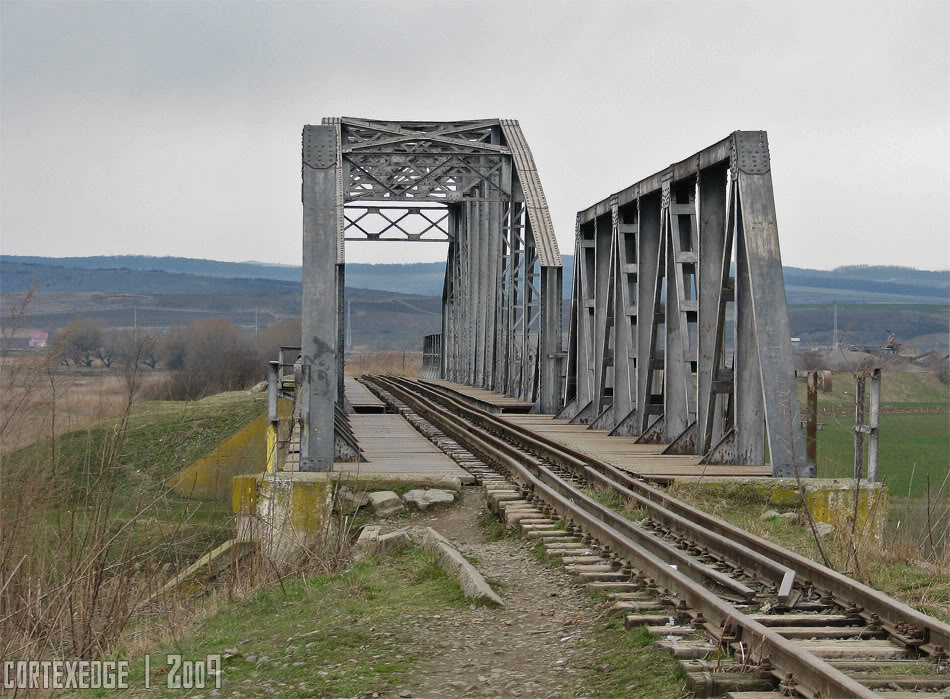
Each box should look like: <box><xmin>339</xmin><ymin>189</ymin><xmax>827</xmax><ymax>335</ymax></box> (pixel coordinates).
<box><xmin>344</xmin><ymin>377</ymin><xmax>385</xmax><ymax>410</ymax></box>
<box><xmin>499</xmin><ymin>413</ymin><xmax>771</xmax><ymax>479</ymax></box>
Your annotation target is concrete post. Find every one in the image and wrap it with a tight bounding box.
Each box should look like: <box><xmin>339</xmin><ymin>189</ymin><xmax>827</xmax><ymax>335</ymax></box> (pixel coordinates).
<box><xmin>868</xmin><ymin>369</ymin><xmax>881</xmax><ymax>482</ymax></box>
<box><xmin>854</xmin><ymin>375</ymin><xmax>866</xmax><ymax>480</ymax></box>
<box><xmin>806</xmin><ymin>371</ymin><xmax>818</xmax><ymax>472</ymax></box>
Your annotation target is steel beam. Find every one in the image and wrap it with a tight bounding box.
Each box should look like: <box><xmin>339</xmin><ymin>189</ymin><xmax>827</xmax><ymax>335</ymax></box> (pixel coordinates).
<box><xmin>300</xmin><ymin>124</ymin><xmax>339</xmax><ymax>471</ymax></box>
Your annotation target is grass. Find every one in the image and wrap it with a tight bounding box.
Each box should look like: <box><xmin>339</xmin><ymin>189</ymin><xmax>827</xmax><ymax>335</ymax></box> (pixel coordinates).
<box><xmin>797</xmin><ymin>370</ymin><xmax>949</xmax><ymax>411</ymax></box>
<box><xmin>792</xmin><ymin>370</ymin><xmax>948</xmax><ymax>495</ymax></box>
<box><xmin>477</xmin><ymin>509</ymin><xmax>511</xmax><ymax>541</ymax></box>
<box><xmin>7</xmin><ymin>390</ymin><xmax>267</xmax><ymax>584</ymax></box>
<box><xmin>812</xmin><ymin>412</ymin><xmax>948</xmax><ymax>498</ymax></box>
<box><xmin>575</xmin><ymin>622</ymin><xmax>687</xmax><ymax>697</ymax></box>
<box><xmin>0</xmin><ymin>359</ymin><xmax>164</xmax><ymax>450</ymax></box>
<box><xmin>104</xmin><ymin>547</ymin><xmax>469</xmax><ymax>697</ymax></box>
<box><xmin>584</xmin><ymin>486</ymin><xmax>648</xmax><ymax>522</ymax></box>
<box><xmin>10</xmin><ymin>389</ymin><xmax>265</xmax><ymax>491</ymax></box>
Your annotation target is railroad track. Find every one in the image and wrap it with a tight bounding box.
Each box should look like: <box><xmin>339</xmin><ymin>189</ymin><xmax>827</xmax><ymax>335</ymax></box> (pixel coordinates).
<box><xmin>361</xmin><ymin>375</ymin><xmax>950</xmax><ymax>699</ymax></box>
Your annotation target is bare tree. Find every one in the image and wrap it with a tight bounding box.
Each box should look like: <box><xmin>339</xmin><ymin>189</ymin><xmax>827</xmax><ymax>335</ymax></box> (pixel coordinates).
<box><xmin>63</xmin><ymin>318</ymin><xmax>105</xmax><ymax>368</ymax></box>
<box><xmin>95</xmin><ymin>328</ymin><xmax>120</xmax><ymax>368</ymax></box>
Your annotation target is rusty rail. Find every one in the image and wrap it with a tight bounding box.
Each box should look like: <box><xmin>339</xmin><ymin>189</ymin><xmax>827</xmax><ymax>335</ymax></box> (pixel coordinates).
<box><xmin>367</xmin><ymin>375</ymin><xmax>950</xmax><ymax>699</ymax></box>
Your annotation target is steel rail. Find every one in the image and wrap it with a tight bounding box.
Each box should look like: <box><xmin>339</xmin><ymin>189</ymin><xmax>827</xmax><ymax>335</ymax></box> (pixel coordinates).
<box><xmin>376</xmin><ymin>377</ymin><xmax>756</xmax><ymax>599</ymax></box>
<box><xmin>402</xmin><ymin>377</ymin><xmax>796</xmax><ymax>601</ymax></box>
<box><xmin>368</xmin><ymin>375</ymin><xmax>878</xmax><ymax>699</ymax></box>
<box><xmin>412</xmin><ymin>379</ymin><xmax>950</xmax><ymax>655</ymax></box>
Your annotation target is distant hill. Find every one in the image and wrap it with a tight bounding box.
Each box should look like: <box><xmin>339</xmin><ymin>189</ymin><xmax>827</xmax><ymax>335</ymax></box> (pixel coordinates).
<box><xmin>0</xmin><ymin>255</ymin><xmax>302</xmax><ymax>281</ymax></box>
<box><xmin>0</xmin><ymin>261</ymin><xmax>442</xmax><ymax>349</ymax></box>
<box><xmin>3</xmin><ymin>255</ymin><xmax>946</xmax><ymax>304</ymax></box>
<box><xmin>1</xmin><ymin>256</ymin><xmax>947</xmax><ymax>351</ymax></box>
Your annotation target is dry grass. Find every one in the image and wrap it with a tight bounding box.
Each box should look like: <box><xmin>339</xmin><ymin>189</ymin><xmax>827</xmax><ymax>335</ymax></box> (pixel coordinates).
<box><xmin>1</xmin><ymin>357</ymin><xmax>162</xmax><ymax>451</ymax></box>
<box><xmin>345</xmin><ymin>349</ymin><xmax>422</xmax><ymax>377</ymax></box>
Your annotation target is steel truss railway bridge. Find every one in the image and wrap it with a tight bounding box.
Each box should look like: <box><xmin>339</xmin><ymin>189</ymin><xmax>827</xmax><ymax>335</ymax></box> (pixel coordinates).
<box><xmin>296</xmin><ymin>118</ymin><xmax>807</xmax><ymax>478</ymax></box>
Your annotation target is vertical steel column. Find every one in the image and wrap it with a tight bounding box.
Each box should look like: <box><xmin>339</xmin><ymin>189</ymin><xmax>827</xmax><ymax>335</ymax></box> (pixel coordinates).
<box><xmin>735</xmin><ymin>132</ymin><xmax>807</xmax><ymax>476</ymax></box>
<box><xmin>561</xmin><ymin>230</ymin><xmax>582</xmax><ymax>412</ymax></box>
<box><xmin>609</xmin><ymin>202</ymin><xmax>640</xmax><ymax>435</ymax></box>
<box><xmin>663</xmin><ymin>181</ymin><xmax>691</xmax><ymax>442</ymax></box>
<box><xmin>539</xmin><ymin>265</ymin><xmax>563</xmax><ymax>413</ymax></box>
<box><xmin>495</xmin><ymin>153</ymin><xmax>515</xmax><ymax>393</ymax></box>
<box><xmin>300</xmin><ymin>124</ymin><xmax>338</xmax><ymax>472</ymax></box>
<box><xmin>459</xmin><ymin>203</ymin><xmax>473</xmax><ymax>385</ymax></box>
<box><xmin>591</xmin><ymin>212</ymin><xmax>614</xmax><ymax>421</ymax></box>
<box><xmin>697</xmin><ymin>165</ymin><xmax>729</xmax><ymax>450</ymax></box>
<box><xmin>507</xmin><ymin>196</ymin><xmax>523</xmax><ymax>397</ymax></box>
<box><xmin>484</xmin><ymin>128</ymin><xmax>503</xmax><ymax>392</ymax></box>
<box><xmin>336</xmin><ymin>263</ymin><xmax>345</xmax><ymax>406</ymax></box>
<box><xmin>573</xmin><ymin>222</ymin><xmax>597</xmax><ymax>419</ymax></box>
<box><xmin>734</xmin><ymin>204</ymin><xmax>765</xmax><ymax>465</ymax></box>
<box><xmin>441</xmin><ymin>239</ymin><xmax>453</xmax><ymax>381</ymax></box>
<box><xmin>520</xmin><ymin>224</ymin><xmax>538</xmax><ymax>401</ymax></box>
<box><xmin>637</xmin><ymin>194</ymin><xmax>663</xmax><ymax>434</ymax></box>
<box><xmin>472</xmin><ymin>195</ymin><xmax>485</xmax><ymax>387</ymax></box>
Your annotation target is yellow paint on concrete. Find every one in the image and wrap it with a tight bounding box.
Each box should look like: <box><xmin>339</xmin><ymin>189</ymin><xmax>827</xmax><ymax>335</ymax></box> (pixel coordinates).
<box><xmin>168</xmin><ymin>399</ymin><xmax>292</xmax><ymax>502</ymax></box>
<box><xmin>232</xmin><ymin>472</ymin><xmax>334</xmax><ymax>558</ymax></box>
<box><xmin>266</xmin><ymin>423</ymin><xmax>278</xmax><ymax>473</ymax></box>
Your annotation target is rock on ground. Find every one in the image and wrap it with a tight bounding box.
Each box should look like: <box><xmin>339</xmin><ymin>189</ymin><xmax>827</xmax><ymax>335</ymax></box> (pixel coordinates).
<box><xmin>377</xmin><ymin>528</ymin><xmax>411</xmax><ymax>555</ymax></box>
<box><xmin>368</xmin><ymin>491</ymin><xmax>406</xmax><ymax>517</ymax></box>
<box><xmin>421</xmin><ymin>527</ymin><xmax>503</xmax><ymax>606</ymax></box>
<box><xmin>403</xmin><ymin>488</ymin><xmax>457</xmax><ymax>511</ymax></box>
<box><xmin>335</xmin><ymin>486</ymin><xmax>371</xmax><ymax>513</ymax></box>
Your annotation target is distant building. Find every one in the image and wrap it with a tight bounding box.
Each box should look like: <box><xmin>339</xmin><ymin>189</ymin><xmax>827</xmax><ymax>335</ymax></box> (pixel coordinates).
<box><xmin>29</xmin><ymin>331</ymin><xmax>48</xmax><ymax>348</ymax></box>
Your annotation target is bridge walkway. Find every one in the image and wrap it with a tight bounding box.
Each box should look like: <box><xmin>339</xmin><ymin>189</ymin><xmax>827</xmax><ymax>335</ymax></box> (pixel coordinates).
<box><xmin>280</xmin><ymin>378</ymin><xmax>474</xmax><ymax>483</ymax></box>
<box><xmin>420</xmin><ymin>378</ymin><xmax>534</xmax><ymax>414</ymax></box>
<box><xmin>501</xmin><ymin>413</ymin><xmax>771</xmax><ymax>484</ymax></box>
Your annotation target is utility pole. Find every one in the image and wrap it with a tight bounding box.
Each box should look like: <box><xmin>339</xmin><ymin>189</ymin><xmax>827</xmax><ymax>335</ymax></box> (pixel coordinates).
<box><xmin>133</xmin><ymin>307</ymin><xmax>137</xmax><ymax>329</ymax></box>
<box><xmin>346</xmin><ymin>300</ymin><xmax>352</xmax><ymax>348</ymax></box>
<box><xmin>832</xmin><ymin>301</ymin><xmax>838</xmax><ymax>349</ymax></box>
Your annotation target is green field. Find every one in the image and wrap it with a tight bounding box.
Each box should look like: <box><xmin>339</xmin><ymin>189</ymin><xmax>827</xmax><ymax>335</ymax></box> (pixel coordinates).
<box><xmin>815</xmin><ymin>412</ymin><xmax>948</xmax><ymax>497</ymax></box>
<box><xmin>799</xmin><ymin>372</ymin><xmax>949</xmax><ymax>498</ymax></box>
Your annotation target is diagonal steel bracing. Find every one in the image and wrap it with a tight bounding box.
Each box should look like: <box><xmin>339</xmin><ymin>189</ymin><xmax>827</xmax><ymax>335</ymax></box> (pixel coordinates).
<box><xmin>563</xmin><ymin>131</ymin><xmax>808</xmax><ymax>477</ymax></box>
<box><xmin>301</xmin><ymin>118</ymin><xmax>562</xmax><ymax>471</ymax></box>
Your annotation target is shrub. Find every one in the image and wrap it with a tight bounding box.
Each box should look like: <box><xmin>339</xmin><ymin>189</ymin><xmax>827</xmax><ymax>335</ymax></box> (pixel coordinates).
<box><xmin>146</xmin><ymin>319</ymin><xmax>265</xmax><ymax>400</ymax></box>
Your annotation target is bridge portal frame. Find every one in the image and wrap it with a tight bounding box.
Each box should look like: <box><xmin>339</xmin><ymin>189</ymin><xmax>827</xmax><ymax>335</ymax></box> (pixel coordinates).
<box><xmin>300</xmin><ymin>118</ymin><xmax>562</xmax><ymax>471</ymax></box>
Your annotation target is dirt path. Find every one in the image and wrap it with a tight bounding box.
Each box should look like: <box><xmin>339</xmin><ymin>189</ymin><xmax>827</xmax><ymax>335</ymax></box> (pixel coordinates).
<box><xmin>395</xmin><ymin>487</ymin><xmax>603</xmax><ymax>698</ymax></box>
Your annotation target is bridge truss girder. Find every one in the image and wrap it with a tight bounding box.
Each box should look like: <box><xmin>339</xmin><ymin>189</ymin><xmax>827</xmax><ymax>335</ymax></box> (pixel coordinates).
<box><xmin>300</xmin><ymin>118</ymin><xmax>562</xmax><ymax>471</ymax></box>
<box><xmin>561</xmin><ymin>131</ymin><xmax>809</xmax><ymax>477</ymax></box>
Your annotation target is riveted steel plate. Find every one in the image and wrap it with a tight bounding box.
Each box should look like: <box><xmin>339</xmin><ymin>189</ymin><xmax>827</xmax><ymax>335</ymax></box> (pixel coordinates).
<box><xmin>303</xmin><ymin>125</ymin><xmax>337</xmax><ymax>169</ymax></box>
<box><xmin>734</xmin><ymin>131</ymin><xmax>770</xmax><ymax>175</ymax></box>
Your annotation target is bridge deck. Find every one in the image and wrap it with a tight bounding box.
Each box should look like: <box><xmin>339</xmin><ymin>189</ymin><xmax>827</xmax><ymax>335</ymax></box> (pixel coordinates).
<box><xmin>344</xmin><ymin>377</ymin><xmax>385</xmax><ymax>413</ymax></box>
<box><xmin>501</xmin><ymin>414</ymin><xmax>771</xmax><ymax>483</ymax></box>
<box><xmin>287</xmin><ymin>411</ymin><xmax>477</xmax><ymax>482</ymax></box>
<box><xmin>420</xmin><ymin>379</ymin><xmax>535</xmax><ymax>413</ymax></box>
<box><xmin>334</xmin><ymin>414</ymin><xmax>474</xmax><ymax>482</ymax></box>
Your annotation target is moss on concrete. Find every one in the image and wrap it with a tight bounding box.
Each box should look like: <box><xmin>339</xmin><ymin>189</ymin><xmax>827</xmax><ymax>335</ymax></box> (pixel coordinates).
<box><xmin>673</xmin><ymin>476</ymin><xmax>888</xmax><ymax>540</ymax></box>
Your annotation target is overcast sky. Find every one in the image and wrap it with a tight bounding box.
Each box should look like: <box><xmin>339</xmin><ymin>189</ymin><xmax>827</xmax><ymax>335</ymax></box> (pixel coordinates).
<box><xmin>1</xmin><ymin>0</ymin><xmax>948</xmax><ymax>270</ymax></box>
